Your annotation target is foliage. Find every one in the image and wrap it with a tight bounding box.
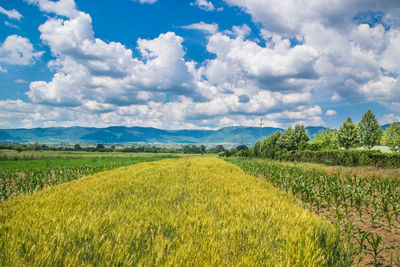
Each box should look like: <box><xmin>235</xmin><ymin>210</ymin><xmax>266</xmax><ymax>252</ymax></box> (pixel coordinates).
<box><xmin>293</xmin><ymin>125</ymin><xmax>310</xmax><ymax>150</ymax></box>
<box><xmin>261</xmin><ymin>131</ymin><xmax>282</xmax><ymax>159</ymax></box>
<box><xmin>382</xmin><ymin>122</ymin><xmax>400</xmax><ymax>152</ymax></box>
<box><xmin>307</xmin><ymin>127</ymin><xmax>339</xmax><ymax>151</ymax></box>
<box><xmin>358</xmin><ymin>110</ymin><xmax>382</xmax><ymax>149</ymax></box>
<box><xmin>338</xmin><ymin>118</ymin><xmax>361</xmax><ymax>149</ymax></box>
<box><xmin>277</xmin><ymin>127</ymin><xmax>297</xmax><ymax>152</ymax></box>
<box><xmin>0</xmin><ymin>158</ymin><xmax>351</xmax><ymax>266</ymax></box>
<box><xmin>0</xmin><ymin>142</ymin><xmax>228</xmax><ymax>155</ymax></box>
<box><xmin>281</xmin><ymin>150</ymin><xmax>400</xmax><ymax>168</ymax></box>
<box><xmin>235</xmin><ymin>145</ymin><xmax>249</xmax><ymax>151</ymax></box>
<box><xmin>252</xmin><ymin>140</ymin><xmax>262</xmax><ymax>157</ymax></box>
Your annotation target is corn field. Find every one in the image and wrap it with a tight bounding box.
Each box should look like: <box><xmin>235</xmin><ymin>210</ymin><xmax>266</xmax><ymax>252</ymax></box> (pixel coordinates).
<box><xmin>228</xmin><ymin>158</ymin><xmax>400</xmax><ymax>266</ymax></box>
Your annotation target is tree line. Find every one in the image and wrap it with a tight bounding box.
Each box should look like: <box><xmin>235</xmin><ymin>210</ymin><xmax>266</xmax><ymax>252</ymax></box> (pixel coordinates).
<box><xmin>221</xmin><ymin>109</ymin><xmax>400</xmax><ymax>158</ymax></box>
<box><xmin>0</xmin><ymin>142</ymin><xmax>231</xmax><ymax>155</ymax></box>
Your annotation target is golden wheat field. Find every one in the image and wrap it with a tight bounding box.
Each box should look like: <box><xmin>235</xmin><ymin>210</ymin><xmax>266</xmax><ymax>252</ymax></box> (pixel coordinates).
<box><xmin>0</xmin><ymin>157</ymin><xmax>351</xmax><ymax>266</ymax></box>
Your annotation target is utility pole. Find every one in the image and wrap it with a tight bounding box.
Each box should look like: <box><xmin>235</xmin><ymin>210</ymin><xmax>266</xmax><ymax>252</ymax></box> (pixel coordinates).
<box><xmin>259</xmin><ymin>117</ymin><xmax>263</xmax><ymax>155</ymax></box>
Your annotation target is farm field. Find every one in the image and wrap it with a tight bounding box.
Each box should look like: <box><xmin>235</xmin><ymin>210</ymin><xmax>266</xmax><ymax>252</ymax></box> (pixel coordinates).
<box><xmin>0</xmin><ymin>157</ymin><xmax>351</xmax><ymax>266</ymax></box>
<box><xmin>0</xmin><ymin>151</ymin><xmax>175</xmax><ymax>201</ymax></box>
<box><xmin>0</xmin><ymin>150</ymin><xmax>181</xmax><ymax>159</ymax></box>
<box><xmin>228</xmin><ymin>159</ymin><xmax>400</xmax><ymax>266</ymax></box>
<box><xmin>268</xmin><ymin>160</ymin><xmax>400</xmax><ymax>182</ymax></box>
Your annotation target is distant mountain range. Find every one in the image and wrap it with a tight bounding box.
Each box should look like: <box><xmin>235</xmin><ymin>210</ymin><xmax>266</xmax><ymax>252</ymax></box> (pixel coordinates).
<box><xmin>0</xmin><ymin>124</ymin><xmax>396</xmax><ymax>145</ymax></box>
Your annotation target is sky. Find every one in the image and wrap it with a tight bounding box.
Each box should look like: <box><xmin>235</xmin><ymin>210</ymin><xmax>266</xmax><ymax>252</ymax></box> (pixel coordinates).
<box><xmin>0</xmin><ymin>0</ymin><xmax>399</xmax><ymax>130</ymax></box>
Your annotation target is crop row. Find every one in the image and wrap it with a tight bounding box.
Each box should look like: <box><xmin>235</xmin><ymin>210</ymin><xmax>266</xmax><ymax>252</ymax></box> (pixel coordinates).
<box><xmin>228</xmin><ymin>159</ymin><xmax>400</xmax><ymax>266</ymax></box>
<box><xmin>0</xmin><ymin>157</ymin><xmax>168</xmax><ymax>201</ymax></box>
<box><xmin>0</xmin><ymin>158</ymin><xmax>352</xmax><ymax>265</ymax></box>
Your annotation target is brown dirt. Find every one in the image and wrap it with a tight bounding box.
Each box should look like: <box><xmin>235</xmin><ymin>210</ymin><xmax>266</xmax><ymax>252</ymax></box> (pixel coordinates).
<box><xmin>257</xmin><ymin>168</ymin><xmax>400</xmax><ymax>266</ymax></box>
<box><xmin>305</xmin><ymin>199</ymin><xmax>400</xmax><ymax>266</ymax></box>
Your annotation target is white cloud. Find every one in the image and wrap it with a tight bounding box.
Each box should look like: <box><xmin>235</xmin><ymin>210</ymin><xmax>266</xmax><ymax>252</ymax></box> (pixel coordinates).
<box><xmin>181</xmin><ymin>22</ymin><xmax>219</xmax><ymax>34</ymax></box>
<box><xmin>26</xmin><ymin>8</ymin><xmax>208</xmax><ymax>106</ymax></box>
<box><xmin>264</xmin><ymin>105</ymin><xmax>324</xmax><ymax>126</ymax></box>
<box><xmin>224</xmin><ymin>0</ymin><xmax>400</xmax><ymax>36</ymax></box>
<box><xmin>0</xmin><ymin>66</ymin><xmax>7</xmax><ymax>73</ymax></box>
<box><xmin>24</xmin><ymin>0</ymin><xmax>78</xmax><ymax>18</ymax></box>
<box><xmin>223</xmin><ymin>0</ymin><xmax>400</xmax><ymax>109</ymax></box>
<box><xmin>15</xmin><ymin>79</ymin><xmax>28</xmax><ymax>84</ymax></box>
<box><xmin>191</xmin><ymin>0</ymin><xmax>221</xmax><ymax>11</ymax></box>
<box><xmin>4</xmin><ymin>21</ymin><xmax>19</xmax><ymax>29</ymax></box>
<box><xmin>0</xmin><ymin>6</ymin><xmax>23</xmax><ymax>20</ymax></box>
<box><xmin>132</xmin><ymin>0</ymin><xmax>157</xmax><ymax>4</ymax></box>
<box><xmin>14</xmin><ymin>0</ymin><xmax>331</xmax><ymax>129</ymax></box>
<box><xmin>0</xmin><ymin>35</ymin><xmax>43</xmax><ymax>66</ymax></box>
<box><xmin>205</xmin><ymin>32</ymin><xmax>319</xmax><ymax>90</ymax></box>
<box><xmin>379</xmin><ymin>113</ymin><xmax>400</xmax><ymax>125</ymax></box>
<box><xmin>326</xmin><ymin>109</ymin><xmax>337</xmax><ymax>116</ymax></box>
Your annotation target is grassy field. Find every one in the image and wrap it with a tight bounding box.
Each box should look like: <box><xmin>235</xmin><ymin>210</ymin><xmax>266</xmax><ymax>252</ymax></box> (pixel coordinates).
<box><xmin>228</xmin><ymin>158</ymin><xmax>400</xmax><ymax>266</ymax></box>
<box><xmin>0</xmin><ymin>157</ymin><xmax>351</xmax><ymax>266</ymax></box>
<box><xmin>0</xmin><ymin>152</ymin><xmax>175</xmax><ymax>201</ymax></box>
<box><xmin>271</xmin><ymin>160</ymin><xmax>400</xmax><ymax>182</ymax></box>
<box><xmin>0</xmin><ymin>150</ymin><xmax>181</xmax><ymax>159</ymax></box>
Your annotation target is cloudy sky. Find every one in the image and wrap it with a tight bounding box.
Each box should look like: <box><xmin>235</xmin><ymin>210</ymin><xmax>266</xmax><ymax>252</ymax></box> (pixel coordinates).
<box><xmin>0</xmin><ymin>0</ymin><xmax>399</xmax><ymax>129</ymax></box>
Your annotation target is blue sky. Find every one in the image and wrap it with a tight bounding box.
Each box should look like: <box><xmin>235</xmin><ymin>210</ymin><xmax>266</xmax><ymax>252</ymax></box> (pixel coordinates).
<box><xmin>0</xmin><ymin>0</ymin><xmax>399</xmax><ymax>129</ymax></box>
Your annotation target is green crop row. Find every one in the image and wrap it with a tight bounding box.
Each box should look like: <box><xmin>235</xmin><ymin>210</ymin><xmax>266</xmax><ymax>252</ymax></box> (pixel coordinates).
<box><xmin>228</xmin><ymin>159</ymin><xmax>400</xmax><ymax>266</ymax></box>
<box><xmin>0</xmin><ymin>156</ymin><xmax>171</xmax><ymax>201</ymax></box>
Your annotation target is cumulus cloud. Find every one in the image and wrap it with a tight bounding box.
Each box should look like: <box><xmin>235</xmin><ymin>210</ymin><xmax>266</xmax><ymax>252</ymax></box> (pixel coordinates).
<box><xmin>24</xmin><ymin>0</ymin><xmax>78</xmax><ymax>18</ymax></box>
<box><xmin>224</xmin><ymin>0</ymin><xmax>400</xmax><ymax>111</ymax></box>
<box><xmin>205</xmin><ymin>31</ymin><xmax>319</xmax><ymax>91</ymax></box>
<box><xmin>26</xmin><ymin>5</ymin><xmax>212</xmax><ymax>107</ymax></box>
<box><xmin>326</xmin><ymin>109</ymin><xmax>337</xmax><ymax>116</ymax></box>
<box><xmin>224</xmin><ymin>0</ymin><xmax>400</xmax><ymax>36</ymax></box>
<box><xmin>181</xmin><ymin>22</ymin><xmax>219</xmax><ymax>34</ymax></box>
<box><xmin>12</xmin><ymin>0</ymin><xmax>359</xmax><ymax>129</ymax></box>
<box><xmin>0</xmin><ymin>35</ymin><xmax>43</xmax><ymax>66</ymax></box>
<box><xmin>191</xmin><ymin>0</ymin><xmax>221</xmax><ymax>11</ymax></box>
<box><xmin>0</xmin><ymin>6</ymin><xmax>23</xmax><ymax>20</ymax></box>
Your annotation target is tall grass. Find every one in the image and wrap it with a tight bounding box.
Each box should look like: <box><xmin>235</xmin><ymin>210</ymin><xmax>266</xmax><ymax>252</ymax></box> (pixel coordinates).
<box><xmin>0</xmin><ymin>158</ymin><xmax>351</xmax><ymax>266</ymax></box>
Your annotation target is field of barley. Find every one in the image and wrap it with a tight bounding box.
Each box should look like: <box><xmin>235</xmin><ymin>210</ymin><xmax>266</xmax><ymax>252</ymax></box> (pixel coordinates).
<box><xmin>0</xmin><ymin>157</ymin><xmax>351</xmax><ymax>266</ymax></box>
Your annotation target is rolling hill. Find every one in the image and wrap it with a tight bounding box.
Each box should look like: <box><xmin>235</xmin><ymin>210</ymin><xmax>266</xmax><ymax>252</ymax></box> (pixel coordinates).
<box><xmin>0</xmin><ymin>126</ymin><xmax>283</xmax><ymax>144</ymax></box>
<box><xmin>0</xmin><ymin>123</ymin><xmax>396</xmax><ymax>144</ymax></box>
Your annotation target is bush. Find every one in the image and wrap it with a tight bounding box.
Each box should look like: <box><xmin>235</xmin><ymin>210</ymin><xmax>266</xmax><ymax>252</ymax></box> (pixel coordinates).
<box><xmin>280</xmin><ymin>150</ymin><xmax>400</xmax><ymax>168</ymax></box>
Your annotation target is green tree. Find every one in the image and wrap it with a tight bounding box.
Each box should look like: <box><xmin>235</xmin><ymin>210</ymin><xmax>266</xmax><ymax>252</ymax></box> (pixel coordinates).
<box><xmin>236</xmin><ymin>145</ymin><xmax>249</xmax><ymax>151</ymax></box>
<box><xmin>261</xmin><ymin>131</ymin><xmax>282</xmax><ymax>159</ymax></box>
<box><xmin>277</xmin><ymin>127</ymin><xmax>297</xmax><ymax>152</ymax></box>
<box><xmin>307</xmin><ymin>127</ymin><xmax>339</xmax><ymax>151</ymax></box>
<box><xmin>74</xmin><ymin>144</ymin><xmax>82</xmax><ymax>151</ymax></box>
<box><xmin>33</xmin><ymin>142</ymin><xmax>41</xmax><ymax>151</ymax></box>
<box><xmin>214</xmin><ymin>145</ymin><xmax>225</xmax><ymax>153</ymax></box>
<box><xmin>293</xmin><ymin>125</ymin><xmax>310</xmax><ymax>150</ymax></box>
<box><xmin>15</xmin><ymin>144</ymin><xmax>24</xmax><ymax>153</ymax></box>
<box><xmin>358</xmin><ymin>109</ymin><xmax>382</xmax><ymax>149</ymax></box>
<box><xmin>382</xmin><ymin>122</ymin><xmax>400</xmax><ymax>152</ymax></box>
<box><xmin>338</xmin><ymin>118</ymin><xmax>360</xmax><ymax>149</ymax></box>
<box><xmin>200</xmin><ymin>145</ymin><xmax>206</xmax><ymax>154</ymax></box>
<box><xmin>252</xmin><ymin>140</ymin><xmax>262</xmax><ymax>157</ymax></box>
